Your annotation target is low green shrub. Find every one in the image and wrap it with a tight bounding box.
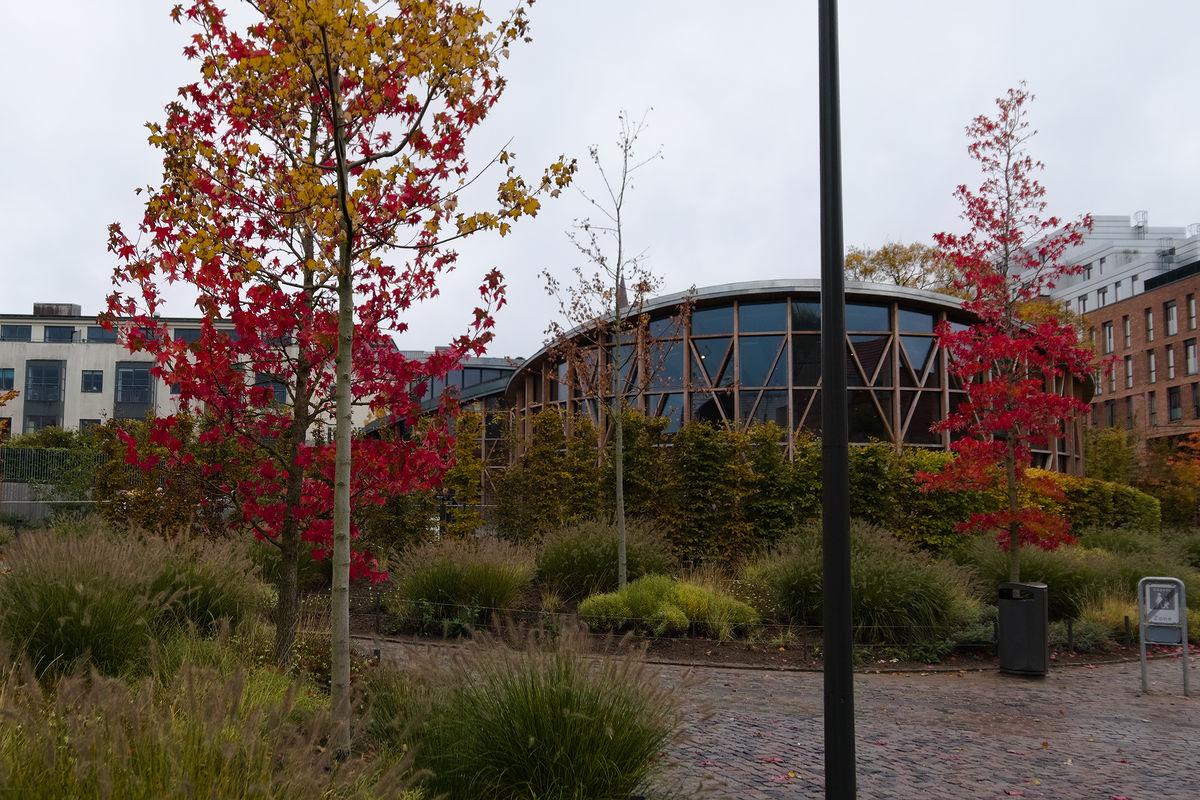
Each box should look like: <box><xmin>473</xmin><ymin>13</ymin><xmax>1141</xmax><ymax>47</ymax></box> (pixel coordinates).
<box><xmin>1076</xmin><ymin>527</ymin><xmax>1163</xmax><ymax>556</ymax></box>
<box><xmin>385</xmin><ymin>537</ymin><xmax>535</xmax><ymax>633</ymax></box>
<box><xmin>535</xmin><ymin>518</ymin><xmax>676</xmax><ymax>600</ymax></box>
<box><xmin>0</xmin><ymin>531</ymin><xmax>158</xmax><ymax>676</ymax></box>
<box><xmin>1049</xmin><ymin>618</ymin><xmax>1115</xmax><ymax>653</ymax></box>
<box><xmin>403</xmin><ymin>630</ymin><xmax>680</xmax><ymax>800</ymax></box>
<box><xmin>745</xmin><ymin>522</ymin><xmax>981</xmax><ymax>646</ymax></box>
<box><xmin>578</xmin><ymin>574</ymin><xmax>759</xmax><ymax>640</ymax></box>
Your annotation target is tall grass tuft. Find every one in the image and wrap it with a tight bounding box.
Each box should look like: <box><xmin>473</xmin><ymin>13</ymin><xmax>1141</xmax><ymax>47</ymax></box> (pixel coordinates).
<box><xmin>745</xmin><ymin>522</ymin><xmax>981</xmax><ymax>646</ymax></box>
<box><xmin>0</xmin><ymin>660</ymin><xmax>410</xmax><ymax>799</ymax></box>
<box><xmin>536</xmin><ymin>517</ymin><xmax>676</xmax><ymax>600</ymax></box>
<box><xmin>578</xmin><ymin>574</ymin><xmax>759</xmax><ymax>640</ymax></box>
<box><xmin>398</xmin><ymin>627</ymin><xmax>681</xmax><ymax>800</ymax></box>
<box><xmin>150</xmin><ymin>536</ymin><xmax>266</xmax><ymax>633</ymax></box>
<box><xmin>0</xmin><ymin>531</ymin><xmax>158</xmax><ymax>676</ymax></box>
<box><xmin>385</xmin><ymin>537</ymin><xmax>535</xmax><ymax>632</ymax></box>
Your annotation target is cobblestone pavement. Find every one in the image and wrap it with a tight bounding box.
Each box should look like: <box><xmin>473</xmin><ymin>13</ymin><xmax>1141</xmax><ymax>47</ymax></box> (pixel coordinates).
<box><xmin>654</xmin><ymin>654</ymin><xmax>1198</xmax><ymax>799</ymax></box>
<box><xmin>361</xmin><ymin>638</ymin><xmax>1197</xmax><ymax>800</ymax></box>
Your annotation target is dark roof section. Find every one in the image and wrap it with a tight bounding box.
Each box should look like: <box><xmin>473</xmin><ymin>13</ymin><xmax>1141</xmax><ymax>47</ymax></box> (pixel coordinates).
<box><xmin>1144</xmin><ymin>259</ymin><xmax>1200</xmax><ymax>292</ymax></box>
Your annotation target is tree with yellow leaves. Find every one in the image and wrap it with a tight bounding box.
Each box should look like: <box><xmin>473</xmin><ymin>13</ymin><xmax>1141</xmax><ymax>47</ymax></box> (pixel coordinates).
<box><xmin>106</xmin><ymin>0</ymin><xmax>572</xmax><ymax>746</ymax></box>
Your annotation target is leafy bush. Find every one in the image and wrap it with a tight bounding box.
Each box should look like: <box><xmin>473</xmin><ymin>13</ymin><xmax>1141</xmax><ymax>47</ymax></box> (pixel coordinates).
<box><xmin>1049</xmin><ymin>618</ymin><xmax>1115</xmax><ymax>653</ymax></box>
<box><xmin>745</xmin><ymin>522</ymin><xmax>981</xmax><ymax>646</ymax></box>
<box><xmin>403</xmin><ymin>630</ymin><xmax>680</xmax><ymax>800</ymax></box>
<box><xmin>535</xmin><ymin>517</ymin><xmax>676</xmax><ymax>600</ymax></box>
<box><xmin>385</xmin><ymin>537</ymin><xmax>534</xmax><ymax>632</ymax></box>
<box><xmin>578</xmin><ymin>574</ymin><xmax>758</xmax><ymax>640</ymax></box>
<box><xmin>0</xmin><ymin>531</ymin><xmax>158</xmax><ymax>676</ymax></box>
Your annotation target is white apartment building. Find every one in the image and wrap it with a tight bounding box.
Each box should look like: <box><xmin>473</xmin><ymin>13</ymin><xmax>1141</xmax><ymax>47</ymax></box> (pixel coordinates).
<box><xmin>1045</xmin><ymin>212</ymin><xmax>1200</xmax><ymax>313</ymax></box>
<box><xmin>0</xmin><ymin>303</ymin><xmax>373</xmax><ymax>439</ymax></box>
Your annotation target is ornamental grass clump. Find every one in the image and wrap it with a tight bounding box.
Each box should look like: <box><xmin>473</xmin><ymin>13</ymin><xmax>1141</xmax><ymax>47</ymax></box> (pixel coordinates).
<box><xmin>745</xmin><ymin>522</ymin><xmax>980</xmax><ymax>647</ymax></box>
<box><xmin>400</xmin><ymin>628</ymin><xmax>681</xmax><ymax>800</ymax></box>
<box><xmin>0</xmin><ymin>529</ymin><xmax>159</xmax><ymax>677</ymax></box>
<box><xmin>150</xmin><ymin>537</ymin><xmax>266</xmax><ymax>633</ymax></box>
<box><xmin>385</xmin><ymin>537</ymin><xmax>535</xmax><ymax>632</ymax></box>
<box><xmin>0</xmin><ymin>660</ymin><xmax>408</xmax><ymax>800</ymax></box>
<box><xmin>535</xmin><ymin>517</ymin><xmax>676</xmax><ymax>600</ymax></box>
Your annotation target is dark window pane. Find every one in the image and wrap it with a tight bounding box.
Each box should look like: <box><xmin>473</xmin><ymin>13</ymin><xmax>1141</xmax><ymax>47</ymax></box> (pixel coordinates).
<box><xmin>691</xmin><ymin>390</ymin><xmax>733</xmax><ymax>425</ymax></box>
<box><xmin>845</xmin><ymin>303</ymin><xmax>889</xmax><ymax>332</ymax></box>
<box><xmin>792</xmin><ymin>334</ymin><xmax>821</xmax><ymax>385</ymax></box>
<box><xmin>647</xmin><ymin>340</ymin><xmax>684</xmax><ymax>390</ymax></box>
<box><xmin>254</xmin><ymin>372</ymin><xmax>287</xmax><ymax>404</ymax></box>
<box><xmin>738</xmin><ymin>300</ymin><xmax>786</xmax><ymax>333</ymax></box>
<box><xmin>24</xmin><ymin>362</ymin><xmax>63</xmax><ymax>402</ymax></box>
<box><xmin>739</xmin><ymin>335</ymin><xmax>785</xmax><ymax>387</ymax></box>
<box><xmin>848</xmin><ymin>389</ymin><xmax>890</xmax><ymax>442</ymax></box>
<box><xmin>174</xmin><ymin>328</ymin><xmax>203</xmax><ymax>345</ymax></box>
<box><xmin>897</xmin><ymin>309</ymin><xmax>934</xmax><ymax>333</ymax></box>
<box><xmin>692</xmin><ymin>337</ymin><xmax>731</xmax><ymax>387</ymax></box>
<box><xmin>850</xmin><ymin>334</ymin><xmax>891</xmax><ymax>386</ymax></box>
<box><xmin>691</xmin><ymin>305</ymin><xmax>733</xmax><ymax>336</ymax></box>
<box><xmin>81</xmin><ymin>370</ymin><xmax>104</xmax><ymax>393</ymax></box>
<box><xmin>116</xmin><ymin>365</ymin><xmax>153</xmax><ymax>404</ymax></box>
<box><xmin>901</xmin><ymin>391</ymin><xmax>940</xmax><ymax>445</ymax></box>
<box><xmin>648</xmin><ymin>314</ymin><xmax>683</xmax><ymax>339</ymax></box>
<box><xmin>649</xmin><ymin>392</ymin><xmax>685</xmax><ymax>433</ymax></box>
<box><xmin>0</xmin><ymin>368</ymin><xmax>12</xmax><ymax>391</ymax></box>
<box><xmin>743</xmin><ymin>390</ymin><xmax>788</xmax><ymax>427</ymax></box>
<box><xmin>900</xmin><ymin>335</ymin><xmax>935</xmax><ymax>381</ymax></box>
<box><xmin>796</xmin><ymin>389</ymin><xmax>820</xmax><ymax>432</ymax></box>
<box><xmin>1</xmin><ymin>325</ymin><xmax>31</xmax><ymax>342</ymax></box>
<box><xmin>87</xmin><ymin>326</ymin><xmax>118</xmax><ymax>343</ymax></box>
<box><xmin>44</xmin><ymin>326</ymin><xmax>76</xmax><ymax>343</ymax></box>
<box><xmin>791</xmin><ymin>301</ymin><xmax>820</xmax><ymax>331</ymax></box>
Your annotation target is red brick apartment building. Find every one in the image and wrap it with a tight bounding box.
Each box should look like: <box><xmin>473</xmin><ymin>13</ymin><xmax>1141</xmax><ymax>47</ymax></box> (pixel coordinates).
<box><xmin>1086</xmin><ymin>260</ymin><xmax>1200</xmax><ymax>441</ymax></box>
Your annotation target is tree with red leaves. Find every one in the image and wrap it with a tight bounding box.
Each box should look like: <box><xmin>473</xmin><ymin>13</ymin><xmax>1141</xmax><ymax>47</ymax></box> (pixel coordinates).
<box><xmin>917</xmin><ymin>84</ymin><xmax>1095</xmax><ymax>583</ymax></box>
<box><xmin>104</xmin><ymin>0</ymin><xmax>572</xmax><ymax>729</ymax></box>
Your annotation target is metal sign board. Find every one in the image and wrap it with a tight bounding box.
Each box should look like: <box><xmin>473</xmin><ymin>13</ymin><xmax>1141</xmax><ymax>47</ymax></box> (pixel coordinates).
<box><xmin>1138</xmin><ymin>577</ymin><xmax>1190</xmax><ymax>697</ymax></box>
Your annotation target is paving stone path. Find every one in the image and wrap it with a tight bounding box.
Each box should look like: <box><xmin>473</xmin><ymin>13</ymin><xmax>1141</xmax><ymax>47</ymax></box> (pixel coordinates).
<box><xmin>654</xmin><ymin>655</ymin><xmax>1198</xmax><ymax>799</ymax></box>
<box><xmin>361</xmin><ymin>637</ymin><xmax>1197</xmax><ymax>799</ymax></box>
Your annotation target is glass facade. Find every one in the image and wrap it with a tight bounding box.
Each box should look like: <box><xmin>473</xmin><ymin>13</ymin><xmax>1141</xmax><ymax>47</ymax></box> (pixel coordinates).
<box><xmin>509</xmin><ymin>286</ymin><xmax>994</xmax><ymax>453</ymax></box>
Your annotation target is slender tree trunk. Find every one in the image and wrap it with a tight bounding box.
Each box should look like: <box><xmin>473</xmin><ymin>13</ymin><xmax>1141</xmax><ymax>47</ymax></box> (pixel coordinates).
<box><xmin>614</xmin><ymin>294</ymin><xmax>626</xmax><ymax>588</ymax></box>
<box><xmin>328</xmin><ymin>67</ymin><xmax>354</xmax><ymax>755</ymax></box>
<box><xmin>1005</xmin><ymin>437</ymin><xmax>1021</xmax><ymax>583</ymax></box>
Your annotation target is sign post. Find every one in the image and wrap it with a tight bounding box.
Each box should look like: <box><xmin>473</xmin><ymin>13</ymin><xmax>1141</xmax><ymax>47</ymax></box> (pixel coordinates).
<box><xmin>1137</xmin><ymin>577</ymin><xmax>1189</xmax><ymax>697</ymax></box>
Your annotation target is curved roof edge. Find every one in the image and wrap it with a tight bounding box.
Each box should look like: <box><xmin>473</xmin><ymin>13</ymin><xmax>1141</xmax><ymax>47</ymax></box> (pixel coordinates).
<box><xmin>508</xmin><ymin>279</ymin><xmax>968</xmax><ymax>394</ymax></box>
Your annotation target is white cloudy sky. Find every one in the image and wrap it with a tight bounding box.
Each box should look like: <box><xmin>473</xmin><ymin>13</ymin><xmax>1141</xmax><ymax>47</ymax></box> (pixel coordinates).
<box><xmin>2</xmin><ymin>1</ymin><xmax>1198</xmax><ymax>358</ymax></box>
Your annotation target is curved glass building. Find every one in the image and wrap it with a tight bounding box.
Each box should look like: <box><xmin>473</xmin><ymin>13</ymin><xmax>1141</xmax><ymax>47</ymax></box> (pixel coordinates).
<box><xmin>504</xmin><ymin>280</ymin><xmax>1087</xmax><ymax>473</ymax></box>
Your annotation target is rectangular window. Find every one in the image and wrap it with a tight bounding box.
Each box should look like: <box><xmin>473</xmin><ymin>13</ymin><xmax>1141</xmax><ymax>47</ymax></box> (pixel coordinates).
<box><xmin>43</xmin><ymin>326</ymin><xmax>76</xmax><ymax>343</ymax></box>
<box><xmin>87</xmin><ymin>325</ymin><xmax>118</xmax><ymax>343</ymax></box>
<box><xmin>1099</xmin><ymin>256</ymin><xmax>1107</xmax><ymax>273</ymax></box>
<box><xmin>24</xmin><ymin>363</ymin><xmax>63</xmax><ymax>402</ymax></box>
<box><xmin>1102</xmin><ymin>322</ymin><xmax>1114</xmax><ymax>354</ymax></box>
<box><xmin>1126</xmin><ymin>397</ymin><xmax>1134</xmax><ymax>428</ymax></box>
<box><xmin>1097</xmin><ymin>287</ymin><xmax>1108</xmax><ymax>307</ymax></box>
<box><xmin>1166</xmin><ymin>301</ymin><xmax>1178</xmax><ymax>336</ymax></box>
<box><xmin>1188</xmin><ymin>294</ymin><xmax>1197</xmax><ymax>330</ymax></box>
<box><xmin>1124</xmin><ymin>355</ymin><xmax>1133</xmax><ymax>389</ymax></box>
<box><xmin>254</xmin><ymin>372</ymin><xmax>288</xmax><ymax>405</ymax></box>
<box><xmin>174</xmin><ymin>328</ymin><xmax>203</xmax><ymax>346</ymax></box>
<box><xmin>1194</xmin><ymin>383</ymin><xmax>1200</xmax><ymax>419</ymax></box>
<box><xmin>116</xmin><ymin>365</ymin><xmax>153</xmax><ymax>404</ymax></box>
<box><xmin>1113</xmin><ymin>280</ymin><xmax>1121</xmax><ymax>302</ymax></box>
<box><xmin>1085</xmin><ymin>263</ymin><xmax>1093</xmax><ymax>280</ymax></box>
<box><xmin>22</xmin><ymin>415</ymin><xmax>59</xmax><ymax>434</ymax></box>
<box><xmin>1149</xmin><ymin>350</ymin><xmax>1157</xmax><ymax>383</ymax></box>
<box><xmin>1108</xmin><ymin>368</ymin><xmax>1116</xmax><ymax>394</ymax></box>
<box><xmin>0</xmin><ymin>367</ymin><xmax>12</xmax><ymax>391</ymax></box>
<box><xmin>1122</xmin><ymin>315</ymin><xmax>1131</xmax><ymax>348</ymax></box>
<box><xmin>1187</xmin><ymin>340</ymin><xmax>1198</xmax><ymax>375</ymax></box>
<box><xmin>1105</xmin><ymin>400</ymin><xmax>1116</xmax><ymax>427</ymax></box>
<box><xmin>1149</xmin><ymin>391</ymin><xmax>1158</xmax><ymax>426</ymax></box>
<box><xmin>1</xmin><ymin>325</ymin><xmax>31</xmax><ymax>342</ymax></box>
<box><xmin>1078</xmin><ymin>295</ymin><xmax>1088</xmax><ymax>314</ymax></box>
<box><xmin>1168</xmin><ymin>347</ymin><xmax>1176</xmax><ymax>379</ymax></box>
<box><xmin>79</xmin><ymin>419</ymin><xmax>101</xmax><ymax>431</ymax></box>
<box><xmin>1146</xmin><ymin>309</ymin><xmax>1155</xmax><ymax>342</ymax></box>
<box><xmin>81</xmin><ymin>370</ymin><xmax>103</xmax><ymax>393</ymax></box>
<box><xmin>1169</xmin><ymin>386</ymin><xmax>1182</xmax><ymax>422</ymax></box>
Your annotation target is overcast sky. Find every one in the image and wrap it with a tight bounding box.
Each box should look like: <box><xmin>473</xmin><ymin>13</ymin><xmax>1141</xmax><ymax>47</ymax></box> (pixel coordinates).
<box><xmin>3</xmin><ymin>1</ymin><xmax>1198</xmax><ymax>359</ymax></box>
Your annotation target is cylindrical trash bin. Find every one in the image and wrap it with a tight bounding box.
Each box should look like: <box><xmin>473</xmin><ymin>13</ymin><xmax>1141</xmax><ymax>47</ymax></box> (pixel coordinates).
<box><xmin>997</xmin><ymin>582</ymin><xmax>1049</xmax><ymax>676</ymax></box>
